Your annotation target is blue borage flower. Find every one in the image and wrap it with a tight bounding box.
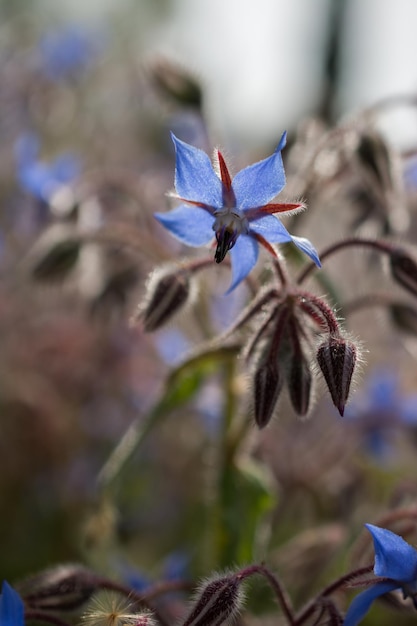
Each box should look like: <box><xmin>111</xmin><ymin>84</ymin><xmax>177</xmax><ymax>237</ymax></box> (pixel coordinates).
<box><xmin>14</xmin><ymin>132</ymin><xmax>80</xmax><ymax>202</ymax></box>
<box><xmin>344</xmin><ymin>524</ymin><xmax>417</xmax><ymax>625</ymax></box>
<box><xmin>38</xmin><ymin>26</ymin><xmax>100</xmax><ymax>81</ymax></box>
<box><xmin>0</xmin><ymin>581</ymin><xmax>25</xmax><ymax>626</ymax></box>
<box><xmin>155</xmin><ymin>132</ymin><xmax>321</xmax><ymax>292</ymax></box>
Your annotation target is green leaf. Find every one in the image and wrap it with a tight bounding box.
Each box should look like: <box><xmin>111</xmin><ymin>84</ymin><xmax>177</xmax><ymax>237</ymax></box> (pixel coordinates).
<box><xmin>216</xmin><ymin>457</ymin><xmax>276</xmax><ymax>568</ymax></box>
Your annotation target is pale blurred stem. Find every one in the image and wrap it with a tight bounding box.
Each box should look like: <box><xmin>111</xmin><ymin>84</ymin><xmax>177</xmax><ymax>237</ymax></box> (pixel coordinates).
<box><xmin>272</xmin><ymin>257</ymin><xmax>289</xmax><ymax>287</ymax></box>
<box><xmin>296</xmin><ymin>237</ymin><xmax>393</xmax><ymax>285</ymax></box>
<box><xmin>25</xmin><ymin>612</ymin><xmax>71</xmax><ymax>626</ymax></box>
<box><xmin>294</xmin><ymin>565</ymin><xmax>373</xmax><ymax>625</ymax></box>
<box><xmin>342</xmin><ymin>292</ymin><xmax>397</xmax><ymax>316</ymax></box>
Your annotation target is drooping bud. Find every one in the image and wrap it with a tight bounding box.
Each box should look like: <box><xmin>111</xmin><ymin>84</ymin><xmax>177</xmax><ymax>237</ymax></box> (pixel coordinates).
<box><xmin>32</xmin><ymin>239</ymin><xmax>81</xmax><ymax>281</ymax></box>
<box><xmin>18</xmin><ymin>564</ymin><xmax>99</xmax><ymax>611</ymax></box>
<box><xmin>286</xmin><ymin>352</ymin><xmax>312</xmax><ymax>417</ymax></box>
<box><xmin>149</xmin><ymin>58</ymin><xmax>202</xmax><ymax>109</ymax></box>
<box><xmin>390</xmin><ymin>248</ymin><xmax>417</xmax><ymax>298</ymax></box>
<box><xmin>253</xmin><ymin>361</ymin><xmax>283</xmax><ymax>428</ymax></box>
<box><xmin>182</xmin><ymin>574</ymin><xmax>243</xmax><ymax>626</ymax></box>
<box><xmin>138</xmin><ymin>266</ymin><xmax>191</xmax><ymax>332</ymax></box>
<box><xmin>316</xmin><ymin>335</ymin><xmax>357</xmax><ymax>417</ymax></box>
<box><xmin>389</xmin><ymin>303</ymin><xmax>417</xmax><ymax>336</ymax></box>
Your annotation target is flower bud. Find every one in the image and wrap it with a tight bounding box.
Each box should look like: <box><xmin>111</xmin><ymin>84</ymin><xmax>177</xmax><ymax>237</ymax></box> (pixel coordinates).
<box><xmin>139</xmin><ymin>267</ymin><xmax>191</xmax><ymax>332</ymax></box>
<box><xmin>149</xmin><ymin>58</ymin><xmax>202</xmax><ymax>109</ymax></box>
<box><xmin>18</xmin><ymin>564</ymin><xmax>99</xmax><ymax>611</ymax></box>
<box><xmin>316</xmin><ymin>336</ymin><xmax>357</xmax><ymax>417</ymax></box>
<box><xmin>32</xmin><ymin>239</ymin><xmax>81</xmax><ymax>281</ymax></box>
<box><xmin>390</xmin><ymin>248</ymin><xmax>417</xmax><ymax>298</ymax></box>
<box><xmin>286</xmin><ymin>352</ymin><xmax>312</xmax><ymax>417</ymax></box>
<box><xmin>182</xmin><ymin>575</ymin><xmax>243</xmax><ymax>626</ymax></box>
<box><xmin>253</xmin><ymin>361</ymin><xmax>283</xmax><ymax>428</ymax></box>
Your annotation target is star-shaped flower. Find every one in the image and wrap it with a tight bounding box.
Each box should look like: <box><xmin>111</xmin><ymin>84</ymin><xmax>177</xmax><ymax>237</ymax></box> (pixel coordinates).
<box><xmin>0</xmin><ymin>581</ymin><xmax>25</xmax><ymax>626</ymax></box>
<box><xmin>344</xmin><ymin>524</ymin><xmax>417</xmax><ymax>625</ymax></box>
<box><xmin>155</xmin><ymin>132</ymin><xmax>321</xmax><ymax>291</ymax></box>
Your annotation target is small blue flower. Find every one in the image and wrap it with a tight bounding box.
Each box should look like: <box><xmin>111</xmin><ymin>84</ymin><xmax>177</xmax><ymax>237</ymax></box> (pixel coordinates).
<box><xmin>38</xmin><ymin>26</ymin><xmax>100</xmax><ymax>81</ymax></box>
<box><xmin>155</xmin><ymin>133</ymin><xmax>321</xmax><ymax>291</ymax></box>
<box><xmin>344</xmin><ymin>524</ymin><xmax>417</xmax><ymax>625</ymax></box>
<box><xmin>14</xmin><ymin>132</ymin><xmax>80</xmax><ymax>202</ymax></box>
<box><xmin>0</xmin><ymin>581</ymin><xmax>25</xmax><ymax>626</ymax></box>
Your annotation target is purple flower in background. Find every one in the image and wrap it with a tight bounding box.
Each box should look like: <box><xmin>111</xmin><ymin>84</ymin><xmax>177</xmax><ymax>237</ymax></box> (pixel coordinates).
<box><xmin>14</xmin><ymin>132</ymin><xmax>80</xmax><ymax>202</ymax></box>
<box><xmin>0</xmin><ymin>581</ymin><xmax>25</xmax><ymax>626</ymax></box>
<box><xmin>345</xmin><ymin>368</ymin><xmax>417</xmax><ymax>458</ymax></box>
<box><xmin>344</xmin><ymin>524</ymin><xmax>417</xmax><ymax>625</ymax></box>
<box><xmin>155</xmin><ymin>132</ymin><xmax>320</xmax><ymax>291</ymax></box>
<box><xmin>38</xmin><ymin>26</ymin><xmax>100</xmax><ymax>81</ymax></box>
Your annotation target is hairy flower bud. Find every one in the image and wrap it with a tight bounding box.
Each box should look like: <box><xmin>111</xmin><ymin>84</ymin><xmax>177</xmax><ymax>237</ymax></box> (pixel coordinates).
<box><xmin>18</xmin><ymin>564</ymin><xmax>99</xmax><ymax>611</ymax></box>
<box><xmin>182</xmin><ymin>575</ymin><xmax>243</xmax><ymax>626</ymax></box>
<box><xmin>286</xmin><ymin>352</ymin><xmax>312</xmax><ymax>417</ymax></box>
<box><xmin>139</xmin><ymin>267</ymin><xmax>191</xmax><ymax>332</ymax></box>
<box><xmin>390</xmin><ymin>248</ymin><xmax>417</xmax><ymax>298</ymax></box>
<box><xmin>253</xmin><ymin>360</ymin><xmax>283</xmax><ymax>428</ymax></box>
<box><xmin>316</xmin><ymin>336</ymin><xmax>357</xmax><ymax>417</ymax></box>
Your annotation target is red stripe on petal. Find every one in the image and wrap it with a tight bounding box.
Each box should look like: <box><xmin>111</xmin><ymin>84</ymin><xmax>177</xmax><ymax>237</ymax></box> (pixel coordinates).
<box><xmin>175</xmin><ymin>197</ymin><xmax>216</xmax><ymax>215</ymax></box>
<box><xmin>253</xmin><ymin>232</ymin><xmax>278</xmax><ymax>258</ymax></box>
<box><xmin>217</xmin><ymin>151</ymin><xmax>232</xmax><ymax>190</ymax></box>
<box><xmin>246</xmin><ymin>203</ymin><xmax>304</xmax><ymax>220</ymax></box>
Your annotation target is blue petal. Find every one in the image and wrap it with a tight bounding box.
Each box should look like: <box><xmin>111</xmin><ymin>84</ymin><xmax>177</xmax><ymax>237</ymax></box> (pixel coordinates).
<box><xmin>155</xmin><ymin>205</ymin><xmax>214</xmax><ymax>247</ymax></box>
<box><xmin>0</xmin><ymin>581</ymin><xmax>25</xmax><ymax>626</ymax></box>
<box><xmin>291</xmin><ymin>235</ymin><xmax>321</xmax><ymax>267</ymax></box>
<box><xmin>227</xmin><ymin>234</ymin><xmax>259</xmax><ymax>292</ymax></box>
<box><xmin>366</xmin><ymin>524</ymin><xmax>417</xmax><ymax>581</ymax></box>
<box><xmin>249</xmin><ymin>215</ymin><xmax>293</xmax><ymax>243</ymax></box>
<box><xmin>232</xmin><ymin>132</ymin><xmax>287</xmax><ymax>210</ymax></box>
<box><xmin>171</xmin><ymin>134</ymin><xmax>222</xmax><ymax>208</ymax></box>
<box><xmin>344</xmin><ymin>581</ymin><xmax>399</xmax><ymax>626</ymax></box>
<box><xmin>51</xmin><ymin>154</ymin><xmax>81</xmax><ymax>184</ymax></box>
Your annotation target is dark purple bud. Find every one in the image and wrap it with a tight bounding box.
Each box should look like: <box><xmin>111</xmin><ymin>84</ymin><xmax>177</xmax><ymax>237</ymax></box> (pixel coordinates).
<box><xmin>149</xmin><ymin>58</ymin><xmax>202</xmax><ymax>109</ymax></box>
<box><xmin>390</xmin><ymin>248</ymin><xmax>417</xmax><ymax>298</ymax></box>
<box><xmin>389</xmin><ymin>303</ymin><xmax>417</xmax><ymax>336</ymax></box>
<box><xmin>316</xmin><ymin>336</ymin><xmax>357</xmax><ymax>417</ymax></box>
<box><xmin>139</xmin><ymin>267</ymin><xmax>190</xmax><ymax>331</ymax></box>
<box><xmin>32</xmin><ymin>239</ymin><xmax>81</xmax><ymax>281</ymax></box>
<box><xmin>18</xmin><ymin>564</ymin><xmax>99</xmax><ymax>611</ymax></box>
<box><xmin>182</xmin><ymin>575</ymin><xmax>243</xmax><ymax>626</ymax></box>
<box><xmin>253</xmin><ymin>361</ymin><xmax>283</xmax><ymax>428</ymax></box>
<box><xmin>286</xmin><ymin>353</ymin><xmax>312</xmax><ymax>417</ymax></box>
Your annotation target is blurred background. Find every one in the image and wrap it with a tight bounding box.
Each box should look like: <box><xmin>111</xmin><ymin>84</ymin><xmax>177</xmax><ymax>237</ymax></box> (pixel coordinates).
<box><xmin>2</xmin><ymin>2</ymin><xmax>417</xmax><ymax>624</ymax></box>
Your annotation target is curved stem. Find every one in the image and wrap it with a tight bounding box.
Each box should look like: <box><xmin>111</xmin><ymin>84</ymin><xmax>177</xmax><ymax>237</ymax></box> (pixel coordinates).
<box><xmin>237</xmin><ymin>564</ymin><xmax>295</xmax><ymax>626</ymax></box>
<box><xmin>296</xmin><ymin>237</ymin><xmax>393</xmax><ymax>285</ymax></box>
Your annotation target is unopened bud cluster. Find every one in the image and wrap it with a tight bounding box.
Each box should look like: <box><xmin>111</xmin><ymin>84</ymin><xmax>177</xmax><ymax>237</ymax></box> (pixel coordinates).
<box><xmin>241</xmin><ymin>285</ymin><xmax>359</xmax><ymax>427</ymax></box>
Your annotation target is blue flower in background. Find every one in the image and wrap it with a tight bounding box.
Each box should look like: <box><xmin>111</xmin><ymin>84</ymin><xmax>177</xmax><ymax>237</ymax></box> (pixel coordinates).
<box><xmin>155</xmin><ymin>132</ymin><xmax>320</xmax><ymax>291</ymax></box>
<box><xmin>345</xmin><ymin>369</ymin><xmax>417</xmax><ymax>459</ymax></box>
<box><xmin>38</xmin><ymin>26</ymin><xmax>100</xmax><ymax>81</ymax></box>
<box><xmin>14</xmin><ymin>132</ymin><xmax>80</xmax><ymax>202</ymax></box>
<box><xmin>0</xmin><ymin>581</ymin><xmax>25</xmax><ymax>626</ymax></box>
<box><xmin>344</xmin><ymin>524</ymin><xmax>417</xmax><ymax>625</ymax></box>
